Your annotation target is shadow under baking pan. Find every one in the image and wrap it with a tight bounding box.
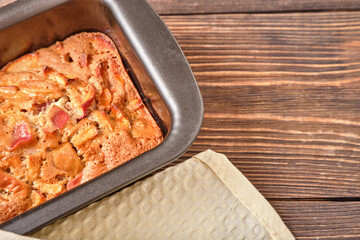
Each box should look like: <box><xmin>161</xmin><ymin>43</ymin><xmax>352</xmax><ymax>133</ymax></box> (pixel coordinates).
<box><xmin>0</xmin><ymin>0</ymin><xmax>203</xmax><ymax>234</ymax></box>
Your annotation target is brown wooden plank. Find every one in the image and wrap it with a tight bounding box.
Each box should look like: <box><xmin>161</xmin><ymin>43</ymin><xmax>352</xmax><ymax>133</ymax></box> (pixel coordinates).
<box><xmin>160</xmin><ymin>12</ymin><xmax>360</xmax><ymax>198</ymax></box>
<box><xmin>271</xmin><ymin>201</ymin><xmax>360</xmax><ymax>239</ymax></box>
<box><xmin>148</xmin><ymin>0</ymin><xmax>360</xmax><ymax>14</ymax></box>
<box><xmin>2</xmin><ymin>0</ymin><xmax>360</xmax><ymax>15</ymax></box>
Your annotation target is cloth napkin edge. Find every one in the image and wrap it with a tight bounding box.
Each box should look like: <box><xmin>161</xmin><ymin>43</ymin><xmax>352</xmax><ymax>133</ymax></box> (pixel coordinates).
<box><xmin>193</xmin><ymin>149</ymin><xmax>294</xmax><ymax>240</ymax></box>
<box><xmin>0</xmin><ymin>230</ymin><xmax>39</xmax><ymax>240</ymax></box>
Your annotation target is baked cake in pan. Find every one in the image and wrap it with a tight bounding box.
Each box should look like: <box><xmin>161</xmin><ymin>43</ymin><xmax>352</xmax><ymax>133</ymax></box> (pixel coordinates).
<box><xmin>0</xmin><ymin>32</ymin><xmax>163</xmax><ymax>223</ymax></box>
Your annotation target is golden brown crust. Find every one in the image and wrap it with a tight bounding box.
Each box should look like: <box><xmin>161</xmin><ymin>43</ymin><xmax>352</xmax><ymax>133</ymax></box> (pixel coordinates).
<box><xmin>0</xmin><ymin>32</ymin><xmax>163</xmax><ymax>223</ymax></box>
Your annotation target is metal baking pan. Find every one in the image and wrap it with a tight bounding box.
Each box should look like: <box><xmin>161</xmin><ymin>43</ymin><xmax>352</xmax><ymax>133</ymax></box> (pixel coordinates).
<box><xmin>0</xmin><ymin>0</ymin><xmax>203</xmax><ymax>234</ymax></box>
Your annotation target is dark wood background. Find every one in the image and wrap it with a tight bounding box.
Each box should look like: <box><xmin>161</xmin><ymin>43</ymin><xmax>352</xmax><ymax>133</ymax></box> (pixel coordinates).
<box><xmin>2</xmin><ymin>0</ymin><xmax>360</xmax><ymax>238</ymax></box>
<box><xmin>149</xmin><ymin>0</ymin><xmax>360</xmax><ymax>239</ymax></box>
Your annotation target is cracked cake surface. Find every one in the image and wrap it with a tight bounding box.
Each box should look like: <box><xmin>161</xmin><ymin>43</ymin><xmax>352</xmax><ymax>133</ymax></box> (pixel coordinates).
<box><xmin>0</xmin><ymin>32</ymin><xmax>163</xmax><ymax>223</ymax></box>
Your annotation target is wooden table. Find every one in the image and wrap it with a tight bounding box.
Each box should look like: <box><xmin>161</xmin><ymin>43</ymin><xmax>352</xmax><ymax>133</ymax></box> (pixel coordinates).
<box><xmin>2</xmin><ymin>0</ymin><xmax>360</xmax><ymax>238</ymax></box>
<box><xmin>148</xmin><ymin>0</ymin><xmax>360</xmax><ymax>239</ymax></box>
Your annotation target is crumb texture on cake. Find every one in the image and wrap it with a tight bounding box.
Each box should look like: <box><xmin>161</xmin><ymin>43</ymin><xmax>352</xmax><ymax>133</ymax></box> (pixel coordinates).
<box><xmin>0</xmin><ymin>32</ymin><xmax>163</xmax><ymax>223</ymax></box>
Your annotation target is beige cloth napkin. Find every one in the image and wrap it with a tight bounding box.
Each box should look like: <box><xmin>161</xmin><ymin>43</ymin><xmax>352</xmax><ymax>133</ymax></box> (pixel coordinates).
<box><xmin>0</xmin><ymin>150</ymin><xmax>294</xmax><ymax>240</ymax></box>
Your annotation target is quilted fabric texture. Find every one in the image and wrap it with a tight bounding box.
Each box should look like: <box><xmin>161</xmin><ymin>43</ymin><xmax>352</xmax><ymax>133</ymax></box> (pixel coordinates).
<box><xmin>28</xmin><ymin>150</ymin><xmax>293</xmax><ymax>240</ymax></box>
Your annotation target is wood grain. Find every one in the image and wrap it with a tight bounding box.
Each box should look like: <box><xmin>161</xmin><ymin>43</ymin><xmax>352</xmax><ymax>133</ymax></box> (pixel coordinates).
<box><xmin>1</xmin><ymin>0</ymin><xmax>360</xmax><ymax>237</ymax></box>
<box><xmin>161</xmin><ymin>12</ymin><xmax>360</xmax><ymax>198</ymax></box>
<box><xmin>2</xmin><ymin>0</ymin><xmax>360</xmax><ymax>15</ymax></box>
<box><xmin>148</xmin><ymin>0</ymin><xmax>360</xmax><ymax>15</ymax></box>
<box><xmin>271</xmin><ymin>201</ymin><xmax>360</xmax><ymax>239</ymax></box>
